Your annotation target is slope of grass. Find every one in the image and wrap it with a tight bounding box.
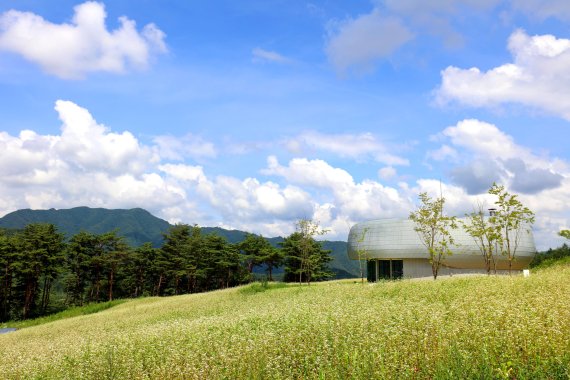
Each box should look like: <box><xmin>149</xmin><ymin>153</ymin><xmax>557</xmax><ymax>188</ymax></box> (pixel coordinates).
<box><xmin>1</xmin><ymin>266</ymin><xmax>569</xmax><ymax>379</ymax></box>
<box><xmin>1</xmin><ymin>300</ymin><xmax>127</xmax><ymax>329</ymax></box>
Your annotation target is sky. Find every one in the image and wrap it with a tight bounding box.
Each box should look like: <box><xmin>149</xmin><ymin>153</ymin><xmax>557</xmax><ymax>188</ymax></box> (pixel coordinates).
<box><xmin>0</xmin><ymin>0</ymin><xmax>569</xmax><ymax>249</ymax></box>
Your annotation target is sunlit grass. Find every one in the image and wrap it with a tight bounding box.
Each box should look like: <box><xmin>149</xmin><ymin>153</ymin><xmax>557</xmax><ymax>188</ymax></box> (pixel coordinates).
<box><xmin>1</xmin><ymin>265</ymin><xmax>569</xmax><ymax>379</ymax></box>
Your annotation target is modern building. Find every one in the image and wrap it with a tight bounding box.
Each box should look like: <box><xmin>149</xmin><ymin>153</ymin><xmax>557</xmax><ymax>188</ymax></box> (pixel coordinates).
<box><xmin>347</xmin><ymin>218</ymin><xmax>536</xmax><ymax>280</ymax></box>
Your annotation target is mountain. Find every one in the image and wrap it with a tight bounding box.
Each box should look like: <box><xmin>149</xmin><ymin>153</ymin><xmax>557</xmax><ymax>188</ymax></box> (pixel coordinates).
<box><xmin>0</xmin><ymin>207</ymin><xmax>170</xmax><ymax>247</ymax></box>
<box><xmin>0</xmin><ymin>207</ymin><xmax>359</xmax><ymax>278</ymax></box>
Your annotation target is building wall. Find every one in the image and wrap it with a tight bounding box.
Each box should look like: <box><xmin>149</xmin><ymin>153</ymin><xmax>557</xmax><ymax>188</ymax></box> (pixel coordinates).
<box><xmin>348</xmin><ymin>218</ymin><xmax>536</xmax><ymax>277</ymax></box>
<box><xmin>402</xmin><ymin>259</ymin><xmax>433</xmax><ymax>278</ymax></box>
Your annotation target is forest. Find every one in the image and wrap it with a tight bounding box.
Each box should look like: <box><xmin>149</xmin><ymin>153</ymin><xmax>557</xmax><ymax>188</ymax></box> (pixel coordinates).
<box><xmin>0</xmin><ymin>221</ymin><xmax>332</xmax><ymax>322</ymax></box>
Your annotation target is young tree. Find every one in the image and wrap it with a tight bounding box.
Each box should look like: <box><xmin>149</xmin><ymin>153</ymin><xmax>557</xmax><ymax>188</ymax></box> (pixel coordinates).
<box><xmin>282</xmin><ymin>219</ymin><xmax>332</xmax><ymax>285</ymax></box>
<box><xmin>351</xmin><ymin>227</ymin><xmax>370</xmax><ymax>284</ymax></box>
<box><xmin>488</xmin><ymin>183</ymin><xmax>535</xmax><ymax>274</ymax></box>
<box><xmin>462</xmin><ymin>204</ymin><xmax>500</xmax><ymax>275</ymax></box>
<box><xmin>409</xmin><ymin>193</ymin><xmax>457</xmax><ymax>280</ymax></box>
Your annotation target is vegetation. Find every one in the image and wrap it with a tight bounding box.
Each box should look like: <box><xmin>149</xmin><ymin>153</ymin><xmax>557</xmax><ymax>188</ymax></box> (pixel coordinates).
<box><xmin>0</xmin><ymin>217</ymin><xmax>337</xmax><ymax>322</ymax></box>
<box><xmin>409</xmin><ymin>192</ymin><xmax>458</xmax><ymax>279</ymax></box>
<box><xmin>531</xmin><ymin>244</ymin><xmax>570</xmax><ymax>269</ymax></box>
<box><xmin>488</xmin><ymin>183</ymin><xmax>535</xmax><ymax>273</ymax></box>
<box><xmin>281</xmin><ymin>219</ymin><xmax>332</xmax><ymax>284</ymax></box>
<box><xmin>1</xmin><ymin>263</ymin><xmax>569</xmax><ymax>379</ymax></box>
<box><xmin>462</xmin><ymin>203</ymin><xmax>500</xmax><ymax>274</ymax></box>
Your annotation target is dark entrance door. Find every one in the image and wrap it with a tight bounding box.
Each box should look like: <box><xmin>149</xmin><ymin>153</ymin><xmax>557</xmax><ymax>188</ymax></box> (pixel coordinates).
<box><xmin>377</xmin><ymin>260</ymin><xmax>403</xmax><ymax>280</ymax></box>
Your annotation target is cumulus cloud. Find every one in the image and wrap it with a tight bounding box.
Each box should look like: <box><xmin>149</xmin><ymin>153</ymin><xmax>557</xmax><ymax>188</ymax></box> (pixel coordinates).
<box><xmin>0</xmin><ymin>1</ymin><xmax>166</xmax><ymax>79</ymax></box>
<box><xmin>325</xmin><ymin>9</ymin><xmax>413</xmax><ymax>74</ymax></box>
<box><xmin>436</xmin><ymin>29</ymin><xmax>570</xmax><ymax>120</ymax></box>
<box><xmin>263</xmin><ymin>156</ymin><xmax>412</xmax><ymax>221</ymax></box>
<box><xmin>450</xmin><ymin>160</ymin><xmax>505</xmax><ymax>195</ymax></box>
<box><xmin>285</xmin><ymin>130</ymin><xmax>409</xmax><ymax>166</ymax></box>
<box><xmin>0</xmin><ymin>101</ymin><xmax>319</xmax><ymax>238</ymax></box>
<box><xmin>431</xmin><ymin>119</ymin><xmax>565</xmax><ymax>195</ymax></box>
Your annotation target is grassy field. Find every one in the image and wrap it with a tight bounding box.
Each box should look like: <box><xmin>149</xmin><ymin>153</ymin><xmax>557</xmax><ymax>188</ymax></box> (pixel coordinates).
<box><xmin>1</xmin><ymin>265</ymin><xmax>569</xmax><ymax>379</ymax></box>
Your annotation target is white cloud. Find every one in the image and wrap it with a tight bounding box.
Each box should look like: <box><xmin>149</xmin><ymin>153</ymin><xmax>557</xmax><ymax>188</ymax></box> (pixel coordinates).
<box><xmin>252</xmin><ymin>48</ymin><xmax>292</xmax><ymax>64</ymax></box>
<box><xmin>325</xmin><ymin>9</ymin><xmax>413</xmax><ymax>74</ymax></box>
<box><xmin>0</xmin><ymin>1</ymin><xmax>166</xmax><ymax>79</ymax></box>
<box><xmin>436</xmin><ymin>29</ymin><xmax>570</xmax><ymax>120</ymax></box>
<box><xmin>286</xmin><ymin>130</ymin><xmax>409</xmax><ymax>166</ymax></box>
<box><xmin>1</xmin><ymin>101</ymin><xmax>569</xmax><ymax>248</ymax></box>
<box><xmin>431</xmin><ymin>119</ymin><xmax>565</xmax><ymax>195</ymax></box>
<box><xmin>263</xmin><ymin>156</ymin><xmax>412</xmax><ymax>221</ymax></box>
<box><xmin>153</xmin><ymin>134</ymin><xmax>217</xmax><ymax>161</ymax></box>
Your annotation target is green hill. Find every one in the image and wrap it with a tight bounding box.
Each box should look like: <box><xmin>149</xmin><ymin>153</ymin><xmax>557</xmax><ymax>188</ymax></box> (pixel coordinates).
<box><xmin>1</xmin><ymin>264</ymin><xmax>568</xmax><ymax>379</ymax></box>
<box><xmin>0</xmin><ymin>207</ymin><xmax>170</xmax><ymax>247</ymax></box>
<box><xmin>0</xmin><ymin>207</ymin><xmax>359</xmax><ymax>278</ymax></box>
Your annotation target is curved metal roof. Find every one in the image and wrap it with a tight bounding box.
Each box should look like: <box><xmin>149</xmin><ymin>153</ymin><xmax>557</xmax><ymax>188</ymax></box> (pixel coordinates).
<box><xmin>347</xmin><ymin>218</ymin><xmax>536</xmax><ymax>269</ymax></box>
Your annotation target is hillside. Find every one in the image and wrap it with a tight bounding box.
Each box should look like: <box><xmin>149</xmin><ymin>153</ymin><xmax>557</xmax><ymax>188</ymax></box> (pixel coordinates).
<box><xmin>0</xmin><ymin>207</ymin><xmax>359</xmax><ymax>278</ymax></box>
<box><xmin>1</xmin><ymin>264</ymin><xmax>569</xmax><ymax>379</ymax></box>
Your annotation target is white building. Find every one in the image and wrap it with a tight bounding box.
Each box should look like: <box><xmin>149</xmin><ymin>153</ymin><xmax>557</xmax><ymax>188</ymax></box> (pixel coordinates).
<box><xmin>347</xmin><ymin>218</ymin><xmax>536</xmax><ymax>280</ymax></box>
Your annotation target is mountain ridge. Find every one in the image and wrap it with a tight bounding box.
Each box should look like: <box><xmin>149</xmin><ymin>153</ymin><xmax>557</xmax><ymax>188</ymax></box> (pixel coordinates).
<box><xmin>0</xmin><ymin>207</ymin><xmax>358</xmax><ymax>278</ymax></box>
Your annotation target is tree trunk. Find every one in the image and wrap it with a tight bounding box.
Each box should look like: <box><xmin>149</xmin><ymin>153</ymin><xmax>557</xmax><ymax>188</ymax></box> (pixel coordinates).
<box><xmin>108</xmin><ymin>269</ymin><xmax>114</xmax><ymax>301</ymax></box>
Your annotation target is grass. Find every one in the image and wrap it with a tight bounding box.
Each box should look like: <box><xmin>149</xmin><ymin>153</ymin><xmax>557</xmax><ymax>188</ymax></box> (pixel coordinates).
<box><xmin>1</xmin><ymin>300</ymin><xmax>127</xmax><ymax>329</ymax></box>
<box><xmin>1</xmin><ymin>265</ymin><xmax>569</xmax><ymax>379</ymax></box>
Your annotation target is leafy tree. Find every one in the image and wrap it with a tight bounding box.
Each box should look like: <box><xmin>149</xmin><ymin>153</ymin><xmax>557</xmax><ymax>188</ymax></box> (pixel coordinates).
<box><xmin>239</xmin><ymin>233</ymin><xmax>269</xmax><ymax>276</ymax></box>
<box><xmin>282</xmin><ymin>219</ymin><xmax>332</xmax><ymax>284</ymax></box>
<box><xmin>239</xmin><ymin>233</ymin><xmax>283</xmax><ymax>280</ymax></box>
<box><xmin>559</xmin><ymin>230</ymin><xmax>570</xmax><ymax>240</ymax></box>
<box><xmin>259</xmin><ymin>245</ymin><xmax>284</xmax><ymax>281</ymax></box>
<box><xmin>64</xmin><ymin>231</ymin><xmax>97</xmax><ymax>306</ymax></box>
<box><xmin>488</xmin><ymin>183</ymin><xmax>535</xmax><ymax>274</ymax></box>
<box><xmin>462</xmin><ymin>204</ymin><xmax>501</xmax><ymax>275</ymax></box>
<box><xmin>99</xmin><ymin>231</ymin><xmax>130</xmax><ymax>301</ymax></box>
<box><xmin>409</xmin><ymin>193</ymin><xmax>457</xmax><ymax>280</ymax></box>
<box><xmin>13</xmin><ymin>224</ymin><xmax>65</xmax><ymax>318</ymax></box>
<box><xmin>0</xmin><ymin>230</ymin><xmax>18</xmax><ymax>321</ymax></box>
<box><xmin>125</xmin><ymin>242</ymin><xmax>156</xmax><ymax>297</ymax></box>
<box><xmin>161</xmin><ymin>224</ymin><xmax>194</xmax><ymax>295</ymax></box>
<box><xmin>350</xmin><ymin>227</ymin><xmax>370</xmax><ymax>284</ymax></box>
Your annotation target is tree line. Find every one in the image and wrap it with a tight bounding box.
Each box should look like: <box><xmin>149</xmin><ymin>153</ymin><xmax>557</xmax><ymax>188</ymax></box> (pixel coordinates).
<box><xmin>0</xmin><ymin>219</ymin><xmax>332</xmax><ymax>322</ymax></box>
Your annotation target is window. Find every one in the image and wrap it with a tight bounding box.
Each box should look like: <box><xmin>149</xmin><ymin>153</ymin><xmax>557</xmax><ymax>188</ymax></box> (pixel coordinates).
<box><xmin>368</xmin><ymin>259</ymin><xmax>403</xmax><ymax>281</ymax></box>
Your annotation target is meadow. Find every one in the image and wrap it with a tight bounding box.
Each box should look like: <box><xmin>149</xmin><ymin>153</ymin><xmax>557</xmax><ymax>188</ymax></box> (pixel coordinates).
<box><xmin>1</xmin><ymin>264</ymin><xmax>569</xmax><ymax>379</ymax></box>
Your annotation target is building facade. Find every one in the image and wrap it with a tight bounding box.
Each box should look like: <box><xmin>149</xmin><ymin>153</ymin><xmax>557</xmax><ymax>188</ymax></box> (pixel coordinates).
<box><xmin>347</xmin><ymin>218</ymin><xmax>536</xmax><ymax>280</ymax></box>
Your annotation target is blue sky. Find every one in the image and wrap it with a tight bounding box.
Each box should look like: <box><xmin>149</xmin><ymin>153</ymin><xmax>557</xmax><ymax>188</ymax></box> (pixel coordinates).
<box><xmin>1</xmin><ymin>0</ymin><xmax>569</xmax><ymax>248</ymax></box>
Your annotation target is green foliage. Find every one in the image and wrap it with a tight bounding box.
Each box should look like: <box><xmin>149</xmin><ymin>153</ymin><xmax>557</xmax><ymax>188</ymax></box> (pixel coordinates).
<box><xmin>238</xmin><ymin>281</ymin><xmax>289</xmax><ymax>295</ymax></box>
<box><xmin>0</xmin><ymin>207</ymin><xmax>361</xmax><ymax>278</ymax></box>
<box><xmin>488</xmin><ymin>183</ymin><xmax>535</xmax><ymax>272</ymax></box>
<box><xmin>462</xmin><ymin>204</ymin><xmax>501</xmax><ymax>275</ymax></box>
<box><xmin>531</xmin><ymin>244</ymin><xmax>570</xmax><ymax>269</ymax></box>
<box><xmin>2</xmin><ymin>300</ymin><xmax>126</xmax><ymax>329</ymax></box>
<box><xmin>281</xmin><ymin>219</ymin><xmax>333</xmax><ymax>284</ymax></box>
<box><xmin>409</xmin><ymin>192</ymin><xmax>457</xmax><ymax>279</ymax></box>
<box><xmin>0</xmin><ymin>207</ymin><xmax>170</xmax><ymax>247</ymax></box>
<box><xmin>559</xmin><ymin>229</ymin><xmax>570</xmax><ymax>240</ymax></box>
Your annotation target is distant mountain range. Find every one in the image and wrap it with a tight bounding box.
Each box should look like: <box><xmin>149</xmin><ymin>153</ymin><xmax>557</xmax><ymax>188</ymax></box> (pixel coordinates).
<box><xmin>0</xmin><ymin>207</ymin><xmax>359</xmax><ymax>279</ymax></box>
